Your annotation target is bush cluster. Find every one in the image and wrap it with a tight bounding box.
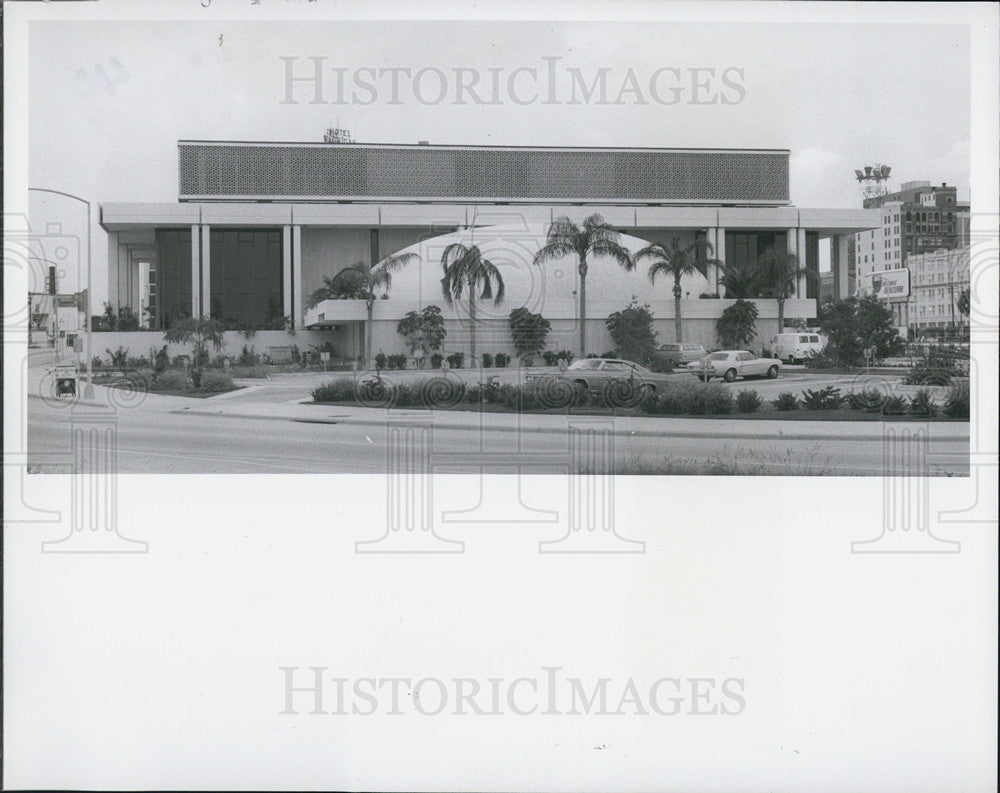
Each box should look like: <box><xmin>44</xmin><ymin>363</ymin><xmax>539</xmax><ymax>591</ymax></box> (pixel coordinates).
<box><xmin>903</xmin><ymin>347</ymin><xmax>964</xmax><ymax>386</ymax></box>
<box><xmin>736</xmin><ymin>390</ymin><xmax>763</xmax><ymax>413</ymax></box>
<box><xmin>771</xmin><ymin>392</ymin><xmax>796</xmax><ymax>411</ymax></box>
<box><xmin>943</xmin><ymin>383</ymin><xmax>970</xmax><ymax>418</ymax></box>
<box><xmin>642</xmin><ymin>380</ymin><xmax>732</xmax><ymax>416</ymax></box>
<box><xmin>801</xmin><ymin>386</ymin><xmax>843</xmax><ymax>410</ymax></box>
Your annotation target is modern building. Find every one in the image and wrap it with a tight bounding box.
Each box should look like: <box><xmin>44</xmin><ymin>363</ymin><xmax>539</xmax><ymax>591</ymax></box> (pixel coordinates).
<box><xmin>99</xmin><ymin>139</ymin><xmax>879</xmax><ymax>359</ymax></box>
<box><xmin>853</xmin><ymin>180</ymin><xmax>969</xmax><ymax>337</ymax></box>
<box><xmin>907</xmin><ymin>246</ymin><xmax>971</xmax><ymax>337</ymax></box>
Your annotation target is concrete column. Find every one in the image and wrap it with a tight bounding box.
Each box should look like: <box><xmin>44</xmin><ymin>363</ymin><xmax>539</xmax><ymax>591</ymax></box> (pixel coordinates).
<box><xmin>796</xmin><ymin>227</ymin><xmax>807</xmax><ymax>298</ymax></box>
<box><xmin>107</xmin><ymin>232</ymin><xmax>119</xmax><ymax>312</ymax></box>
<box><xmin>714</xmin><ymin>227</ymin><xmax>726</xmax><ymax>297</ymax></box>
<box><xmin>200</xmin><ymin>224</ymin><xmax>211</xmax><ymax>318</ymax></box>
<box><xmin>190</xmin><ymin>224</ymin><xmax>200</xmax><ymax>318</ymax></box>
<box><xmin>834</xmin><ymin>234</ymin><xmax>850</xmax><ymax>299</ymax></box>
<box><xmin>282</xmin><ymin>225</ymin><xmax>293</xmax><ymax>319</ymax></box>
<box><xmin>292</xmin><ymin>224</ymin><xmax>303</xmax><ymax>329</ymax></box>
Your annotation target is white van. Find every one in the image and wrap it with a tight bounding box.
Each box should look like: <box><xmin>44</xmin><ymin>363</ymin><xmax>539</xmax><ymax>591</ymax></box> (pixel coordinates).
<box><xmin>771</xmin><ymin>332</ymin><xmax>825</xmax><ymax>363</ymax></box>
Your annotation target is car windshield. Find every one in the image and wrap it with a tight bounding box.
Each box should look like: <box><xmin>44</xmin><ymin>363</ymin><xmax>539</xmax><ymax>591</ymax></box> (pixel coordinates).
<box><xmin>568</xmin><ymin>359</ymin><xmax>602</xmax><ymax>370</ymax></box>
<box><xmin>706</xmin><ymin>352</ymin><xmax>729</xmax><ymax>361</ymax></box>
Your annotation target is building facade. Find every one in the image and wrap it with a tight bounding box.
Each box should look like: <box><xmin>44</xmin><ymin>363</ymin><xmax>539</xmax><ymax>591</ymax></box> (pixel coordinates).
<box><xmin>907</xmin><ymin>246</ymin><xmax>971</xmax><ymax>337</ymax></box>
<box><xmin>100</xmin><ymin>140</ymin><xmax>878</xmax><ymax>359</ymax></box>
<box><xmin>853</xmin><ymin>180</ymin><xmax>969</xmax><ymax>337</ymax></box>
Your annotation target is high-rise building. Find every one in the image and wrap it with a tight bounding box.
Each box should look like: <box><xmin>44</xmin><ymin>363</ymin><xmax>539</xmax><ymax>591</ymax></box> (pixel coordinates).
<box><xmin>853</xmin><ymin>180</ymin><xmax>968</xmax><ymax>336</ymax></box>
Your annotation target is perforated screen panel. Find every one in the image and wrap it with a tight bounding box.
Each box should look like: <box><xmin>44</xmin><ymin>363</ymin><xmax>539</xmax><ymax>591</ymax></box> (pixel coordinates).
<box><xmin>179</xmin><ymin>143</ymin><xmax>789</xmax><ymax>203</ymax></box>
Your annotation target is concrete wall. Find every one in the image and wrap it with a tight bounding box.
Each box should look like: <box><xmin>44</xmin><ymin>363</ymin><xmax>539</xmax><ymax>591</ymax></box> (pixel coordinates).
<box><xmin>361</xmin><ymin>298</ymin><xmax>810</xmax><ymax>359</ymax></box>
<box><xmin>91</xmin><ymin>329</ymin><xmax>340</xmax><ymax>361</ymax></box>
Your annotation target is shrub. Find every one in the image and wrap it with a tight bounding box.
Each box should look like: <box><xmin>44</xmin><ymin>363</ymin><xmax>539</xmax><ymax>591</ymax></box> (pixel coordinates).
<box><xmin>237</xmin><ymin>345</ymin><xmax>261</xmax><ymax>366</ymax></box>
<box><xmin>880</xmin><ymin>395</ymin><xmax>908</xmax><ymax>416</ymax></box>
<box><xmin>802</xmin><ymin>349</ymin><xmax>841</xmax><ymax>369</ymax></box>
<box><xmin>132</xmin><ymin>368</ymin><xmax>156</xmax><ymax>389</ymax></box>
<box><xmin>773</xmin><ymin>392</ymin><xmax>799</xmax><ymax>411</ymax></box>
<box><xmin>397</xmin><ymin>305</ymin><xmax>447</xmax><ymax>360</ymax></box>
<box><xmin>199</xmin><ymin>370</ymin><xmax>235</xmax><ymax>392</ymax></box>
<box><xmin>312</xmin><ymin>378</ymin><xmax>356</xmax><ymax>402</ymax></box>
<box><xmin>736</xmin><ymin>389</ymin><xmax>763</xmax><ymax>413</ymax></box>
<box><xmin>430</xmin><ymin>353</ymin><xmax>443</xmax><ymax>369</ymax></box>
<box><xmin>91</xmin><ymin>355</ymin><xmax>105</xmax><ymax>370</ymax></box>
<box><xmin>943</xmin><ymin>382</ymin><xmax>970</xmax><ymax>418</ymax></box>
<box><xmin>903</xmin><ymin>347</ymin><xmax>962</xmax><ymax>386</ymax></box>
<box><xmin>493</xmin><ymin>352</ymin><xmax>509</xmax><ymax>368</ymax></box>
<box><xmin>374</xmin><ymin>352</ymin><xmax>387</xmax><ymax>370</ymax></box>
<box><xmin>801</xmin><ymin>386</ymin><xmax>842</xmax><ymax>410</ymax></box>
<box><xmin>481</xmin><ymin>352</ymin><xmax>493</xmax><ymax>368</ymax></box>
<box><xmin>555</xmin><ymin>350</ymin><xmax>575</xmax><ymax>364</ymax></box>
<box><xmin>846</xmin><ymin>388</ymin><xmax>885</xmax><ymax>412</ymax></box>
<box><xmin>716</xmin><ymin>299</ymin><xmax>758</xmax><ymax>349</ymax></box>
<box><xmin>155</xmin><ymin>369</ymin><xmax>190</xmax><ymax>391</ymax></box>
<box><xmin>704</xmin><ymin>383</ymin><xmax>734</xmax><ymax>414</ymax></box>
<box><xmin>386</xmin><ymin>354</ymin><xmax>407</xmax><ymax>370</ymax></box>
<box><xmin>392</xmin><ymin>381</ymin><xmax>419</xmax><ymax>407</ymax></box>
<box><xmin>606</xmin><ymin>298</ymin><xmax>658</xmax><ymax>364</ymax></box>
<box><xmin>153</xmin><ymin>345</ymin><xmax>170</xmax><ymax>373</ymax></box>
<box><xmin>601</xmin><ymin>350</ymin><xmax>617</xmax><ymax>359</ymax></box>
<box><xmin>446</xmin><ymin>352</ymin><xmax>465</xmax><ymax>369</ymax></box>
<box><xmin>105</xmin><ymin>346</ymin><xmax>130</xmax><ymax>374</ymax></box>
<box><xmin>909</xmin><ymin>388</ymin><xmax>937</xmax><ymax>418</ymax></box>
<box><xmin>508</xmin><ymin>308</ymin><xmax>551</xmax><ymax>360</ymax></box>
<box><xmin>542</xmin><ymin>351</ymin><xmax>558</xmax><ymax>366</ymax></box>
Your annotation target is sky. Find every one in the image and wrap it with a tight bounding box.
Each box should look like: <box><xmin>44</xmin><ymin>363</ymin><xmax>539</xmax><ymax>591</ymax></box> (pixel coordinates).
<box><xmin>26</xmin><ymin>19</ymin><xmax>971</xmax><ymax>299</ymax></box>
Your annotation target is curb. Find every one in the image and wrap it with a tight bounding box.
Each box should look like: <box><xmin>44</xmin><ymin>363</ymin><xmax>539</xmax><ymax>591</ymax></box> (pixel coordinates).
<box><xmin>170</xmin><ymin>408</ymin><xmax>971</xmax><ymax>443</ymax></box>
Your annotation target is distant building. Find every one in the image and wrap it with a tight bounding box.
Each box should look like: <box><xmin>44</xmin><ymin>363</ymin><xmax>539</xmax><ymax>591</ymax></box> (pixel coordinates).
<box><xmin>853</xmin><ymin>180</ymin><xmax>968</xmax><ymax>337</ymax></box>
<box><xmin>907</xmin><ymin>246</ymin><xmax>970</xmax><ymax>337</ymax></box>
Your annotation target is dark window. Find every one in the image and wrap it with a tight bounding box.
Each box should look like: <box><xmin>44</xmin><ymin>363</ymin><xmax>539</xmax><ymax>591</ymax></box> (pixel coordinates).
<box><xmin>156</xmin><ymin>228</ymin><xmax>193</xmax><ymax>329</ymax></box>
<box><xmin>209</xmin><ymin>229</ymin><xmax>283</xmax><ymax>327</ymax></box>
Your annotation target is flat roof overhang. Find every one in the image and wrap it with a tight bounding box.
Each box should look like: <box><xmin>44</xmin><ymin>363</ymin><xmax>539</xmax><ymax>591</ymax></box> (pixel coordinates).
<box><xmin>100</xmin><ymin>202</ymin><xmax>880</xmax><ymax>235</ymax></box>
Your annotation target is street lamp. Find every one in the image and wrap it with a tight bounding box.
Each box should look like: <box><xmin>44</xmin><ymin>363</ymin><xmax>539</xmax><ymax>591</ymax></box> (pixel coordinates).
<box><xmin>29</xmin><ymin>187</ymin><xmax>94</xmax><ymax>398</ymax></box>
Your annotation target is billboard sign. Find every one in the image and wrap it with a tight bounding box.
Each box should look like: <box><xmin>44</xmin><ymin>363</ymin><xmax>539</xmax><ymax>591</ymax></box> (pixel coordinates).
<box><xmin>869</xmin><ymin>269</ymin><xmax>910</xmax><ymax>300</ymax></box>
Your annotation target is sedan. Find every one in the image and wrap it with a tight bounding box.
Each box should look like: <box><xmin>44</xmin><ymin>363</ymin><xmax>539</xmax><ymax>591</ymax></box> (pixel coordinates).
<box><xmin>687</xmin><ymin>350</ymin><xmax>781</xmax><ymax>382</ymax></box>
<box><xmin>529</xmin><ymin>358</ymin><xmax>671</xmax><ymax>396</ymax></box>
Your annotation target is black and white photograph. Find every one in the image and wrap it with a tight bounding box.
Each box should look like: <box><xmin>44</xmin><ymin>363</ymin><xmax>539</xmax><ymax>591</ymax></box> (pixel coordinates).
<box><xmin>3</xmin><ymin>1</ymin><xmax>998</xmax><ymax>790</ymax></box>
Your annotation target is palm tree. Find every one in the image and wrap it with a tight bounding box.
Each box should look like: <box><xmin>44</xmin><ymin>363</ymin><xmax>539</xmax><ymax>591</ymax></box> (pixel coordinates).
<box><xmin>755</xmin><ymin>246</ymin><xmax>810</xmax><ymax>332</ymax></box>
<box><xmin>439</xmin><ymin>243</ymin><xmax>505</xmax><ymax>366</ymax></box>
<box><xmin>310</xmin><ymin>252</ymin><xmax>417</xmax><ymax>366</ymax></box>
<box><xmin>533</xmin><ymin>214</ymin><xmax>633</xmax><ymax>357</ymax></box>
<box><xmin>719</xmin><ymin>259</ymin><xmax>762</xmax><ymax>300</ymax></box>
<box><xmin>635</xmin><ymin>236</ymin><xmax>721</xmax><ymax>343</ymax></box>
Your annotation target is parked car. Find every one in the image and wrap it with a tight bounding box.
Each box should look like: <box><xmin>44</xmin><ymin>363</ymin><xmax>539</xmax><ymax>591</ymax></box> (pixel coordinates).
<box><xmin>529</xmin><ymin>358</ymin><xmax>671</xmax><ymax>395</ymax></box>
<box><xmin>649</xmin><ymin>342</ymin><xmax>706</xmax><ymax>370</ymax></box>
<box><xmin>771</xmin><ymin>332</ymin><xmax>825</xmax><ymax>363</ymax></box>
<box><xmin>687</xmin><ymin>350</ymin><xmax>781</xmax><ymax>382</ymax></box>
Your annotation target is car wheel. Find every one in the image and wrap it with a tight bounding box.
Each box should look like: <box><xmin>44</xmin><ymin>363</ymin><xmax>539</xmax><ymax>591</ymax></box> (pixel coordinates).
<box><xmin>638</xmin><ymin>384</ymin><xmax>654</xmax><ymax>400</ymax></box>
<box><xmin>767</xmin><ymin>365</ymin><xmax>779</xmax><ymax>379</ymax></box>
<box><xmin>723</xmin><ymin>368</ymin><xmax>737</xmax><ymax>383</ymax></box>
<box><xmin>573</xmin><ymin>379</ymin><xmax>588</xmax><ymax>395</ymax></box>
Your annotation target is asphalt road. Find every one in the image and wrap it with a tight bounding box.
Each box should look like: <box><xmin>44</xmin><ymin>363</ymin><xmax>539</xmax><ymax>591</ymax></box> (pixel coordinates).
<box><xmin>26</xmin><ymin>398</ymin><xmax>969</xmax><ymax>476</ymax></box>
